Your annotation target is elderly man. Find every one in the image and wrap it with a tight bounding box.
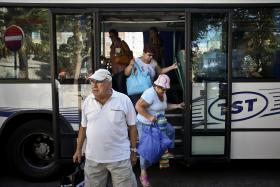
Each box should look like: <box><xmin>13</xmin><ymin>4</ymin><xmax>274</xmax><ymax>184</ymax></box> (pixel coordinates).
<box><xmin>73</xmin><ymin>69</ymin><xmax>138</xmax><ymax>187</ymax></box>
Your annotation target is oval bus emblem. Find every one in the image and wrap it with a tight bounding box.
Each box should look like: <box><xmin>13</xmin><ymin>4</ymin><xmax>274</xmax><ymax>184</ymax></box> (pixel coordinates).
<box><xmin>209</xmin><ymin>91</ymin><xmax>268</xmax><ymax>122</ymax></box>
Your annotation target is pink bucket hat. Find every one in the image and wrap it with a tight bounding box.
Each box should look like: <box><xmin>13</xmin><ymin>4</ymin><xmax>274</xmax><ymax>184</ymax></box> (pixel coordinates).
<box><xmin>154</xmin><ymin>74</ymin><xmax>170</xmax><ymax>89</ymax></box>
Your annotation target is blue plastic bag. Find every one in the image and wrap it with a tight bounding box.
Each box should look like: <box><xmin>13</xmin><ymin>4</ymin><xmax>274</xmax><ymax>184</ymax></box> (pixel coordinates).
<box><xmin>137</xmin><ymin>123</ymin><xmax>172</xmax><ymax>163</ymax></box>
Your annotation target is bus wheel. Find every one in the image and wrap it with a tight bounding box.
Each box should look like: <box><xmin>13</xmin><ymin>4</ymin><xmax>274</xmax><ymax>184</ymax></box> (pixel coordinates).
<box><xmin>7</xmin><ymin>119</ymin><xmax>60</xmax><ymax>180</ymax></box>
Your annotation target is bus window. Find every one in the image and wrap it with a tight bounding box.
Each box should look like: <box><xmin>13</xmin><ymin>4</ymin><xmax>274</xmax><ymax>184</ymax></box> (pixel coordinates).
<box><xmin>232</xmin><ymin>8</ymin><xmax>280</xmax><ymax>79</ymax></box>
<box><xmin>0</xmin><ymin>7</ymin><xmax>50</xmax><ymax>80</ymax></box>
<box><xmin>191</xmin><ymin>13</ymin><xmax>228</xmax><ymax>82</ymax></box>
<box><xmin>56</xmin><ymin>14</ymin><xmax>92</xmax><ymax>81</ymax></box>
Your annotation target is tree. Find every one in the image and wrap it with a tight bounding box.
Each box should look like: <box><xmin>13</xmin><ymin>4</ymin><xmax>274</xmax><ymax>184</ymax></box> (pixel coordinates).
<box><xmin>232</xmin><ymin>8</ymin><xmax>279</xmax><ymax>77</ymax></box>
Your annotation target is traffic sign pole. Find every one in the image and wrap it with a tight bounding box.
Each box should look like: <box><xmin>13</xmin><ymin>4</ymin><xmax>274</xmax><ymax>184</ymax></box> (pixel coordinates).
<box><xmin>4</xmin><ymin>25</ymin><xmax>24</xmax><ymax>78</ymax></box>
<box><xmin>14</xmin><ymin>52</ymin><xmax>17</xmax><ymax>78</ymax></box>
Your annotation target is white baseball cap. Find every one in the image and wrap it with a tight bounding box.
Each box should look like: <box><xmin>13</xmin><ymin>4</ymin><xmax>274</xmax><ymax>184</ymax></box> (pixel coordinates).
<box><xmin>88</xmin><ymin>69</ymin><xmax>112</xmax><ymax>81</ymax></box>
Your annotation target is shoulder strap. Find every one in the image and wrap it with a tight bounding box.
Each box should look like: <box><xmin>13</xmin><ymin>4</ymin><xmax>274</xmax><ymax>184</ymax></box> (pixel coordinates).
<box><xmin>134</xmin><ymin>58</ymin><xmax>143</xmax><ymax>72</ymax></box>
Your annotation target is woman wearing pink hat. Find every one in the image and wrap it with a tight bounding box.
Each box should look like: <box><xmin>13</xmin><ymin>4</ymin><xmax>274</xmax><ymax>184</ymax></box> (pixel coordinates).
<box><xmin>135</xmin><ymin>74</ymin><xmax>184</xmax><ymax>187</ymax></box>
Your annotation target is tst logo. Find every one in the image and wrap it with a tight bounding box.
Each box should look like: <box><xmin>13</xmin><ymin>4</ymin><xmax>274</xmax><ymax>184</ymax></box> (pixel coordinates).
<box><xmin>209</xmin><ymin>92</ymin><xmax>268</xmax><ymax>122</ymax></box>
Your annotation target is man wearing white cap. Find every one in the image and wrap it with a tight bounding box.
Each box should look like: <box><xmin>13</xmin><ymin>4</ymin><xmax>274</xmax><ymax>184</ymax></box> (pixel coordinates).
<box><xmin>73</xmin><ymin>69</ymin><xmax>138</xmax><ymax>187</ymax></box>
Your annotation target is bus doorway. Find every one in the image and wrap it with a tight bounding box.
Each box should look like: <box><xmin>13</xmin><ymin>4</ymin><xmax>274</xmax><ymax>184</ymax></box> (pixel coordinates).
<box><xmin>50</xmin><ymin>7</ymin><xmax>231</xmax><ymax>164</ymax></box>
<box><xmin>100</xmin><ymin>9</ymin><xmax>232</xmax><ymax>162</ymax></box>
<box><xmin>99</xmin><ymin>9</ymin><xmax>187</xmax><ymax>158</ymax></box>
<box><xmin>189</xmin><ymin>12</ymin><xmax>231</xmax><ymax>161</ymax></box>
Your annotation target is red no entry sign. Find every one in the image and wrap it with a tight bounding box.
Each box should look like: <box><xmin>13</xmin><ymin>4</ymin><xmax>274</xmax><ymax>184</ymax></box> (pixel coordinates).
<box><xmin>4</xmin><ymin>25</ymin><xmax>24</xmax><ymax>52</ymax></box>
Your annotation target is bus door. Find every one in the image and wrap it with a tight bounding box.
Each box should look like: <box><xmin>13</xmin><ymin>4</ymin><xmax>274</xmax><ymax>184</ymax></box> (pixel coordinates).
<box><xmin>50</xmin><ymin>9</ymin><xmax>97</xmax><ymax>160</ymax></box>
<box><xmin>188</xmin><ymin>11</ymin><xmax>231</xmax><ymax>160</ymax></box>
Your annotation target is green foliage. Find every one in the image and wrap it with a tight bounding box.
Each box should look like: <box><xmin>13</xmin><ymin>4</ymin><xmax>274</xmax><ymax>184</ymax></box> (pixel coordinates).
<box><xmin>233</xmin><ymin>8</ymin><xmax>279</xmax><ymax>73</ymax></box>
<box><xmin>0</xmin><ymin>7</ymin><xmax>50</xmax><ymax>62</ymax></box>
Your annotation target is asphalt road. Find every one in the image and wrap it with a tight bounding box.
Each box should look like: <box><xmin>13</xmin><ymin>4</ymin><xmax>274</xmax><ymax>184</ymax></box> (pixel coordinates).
<box><xmin>1</xmin><ymin>160</ymin><xmax>280</xmax><ymax>187</ymax></box>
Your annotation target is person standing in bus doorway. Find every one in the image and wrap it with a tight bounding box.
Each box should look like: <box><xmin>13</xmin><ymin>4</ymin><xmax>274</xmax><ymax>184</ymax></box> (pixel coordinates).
<box><xmin>73</xmin><ymin>69</ymin><xmax>138</xmax><ymax>187</ymax></box>
<box><xmin>148</xmin><ymin>27</ymin><xmax>165</xmax><ymax>67</ymax></box>
<box><xmin>135</xmin><ymin>74</ymin><xmax>184</xmax><ymax>187</ymax></box>
<box><xmin>109</xmin><ymin>29</ymin><xmax>133</xmax><ymax>94</ymax></box>
<box><xmin>124</xmin><ymin>43</ymin><xmax>177</xmax><ymax>106</ymax></box>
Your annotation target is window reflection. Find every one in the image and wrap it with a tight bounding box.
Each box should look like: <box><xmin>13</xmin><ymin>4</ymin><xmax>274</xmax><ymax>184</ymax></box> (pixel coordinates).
<box><xmin>232</xmin><ymin>8</ymin><xmax>280</xmax><ymax>79</ymax></box>
<box><xmin>0</xmin><ymin>7</ymin><xmax>50</xmax><ymax>80</ymax></box>
<box><xmin>191</xmin><ymin>14</ymin><xmax>227</xmax><ymax>82</ymax></box>
<box><xmin>56</xmin><ymin>15</ymin><xmax>92</xmax><ymax>81</ymax></box>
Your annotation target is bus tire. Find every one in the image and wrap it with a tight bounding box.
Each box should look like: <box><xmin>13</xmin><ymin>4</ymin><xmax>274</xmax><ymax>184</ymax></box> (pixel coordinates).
<box><xmin>7</xmin><ymin>119</ymin><xmax>60</xmax><ymax>180</ymax></box>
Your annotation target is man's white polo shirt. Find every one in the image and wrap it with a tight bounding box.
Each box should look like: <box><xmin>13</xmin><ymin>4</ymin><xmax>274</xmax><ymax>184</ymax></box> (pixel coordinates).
<box><xmin>81</xmin><ymin>89</ymin><xmax>136</xmax><ymax>163</ymax></box>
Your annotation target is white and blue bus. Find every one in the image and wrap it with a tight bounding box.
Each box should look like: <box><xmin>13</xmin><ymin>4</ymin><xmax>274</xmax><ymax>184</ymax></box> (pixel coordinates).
<box><xmin>0</xmin><ymin>0</ymin><xmax>280</xmax><ymax>180</ymax></box>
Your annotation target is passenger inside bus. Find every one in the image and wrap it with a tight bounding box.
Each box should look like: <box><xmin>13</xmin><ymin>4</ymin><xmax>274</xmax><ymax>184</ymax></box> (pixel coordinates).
<box><xmin>109</xmin><ymin>29</ymin><xmax>133</xmax><ymax>94</ymax></box>
<box><xmin>124</xmin><ymin>43</ymin><xmax>178</xmax><ymax>106</ymax></box>
<box><xmin>242</xmin><ymin>39</ymin><xmax>263</xmax><ymax>78</ymax></box>
<box><xmin>148</xmin><ymin>27</ymin><xmax>165</xmax><ymax>67</ymax></box>
<box><xmin>243</xmin><ymin>55</ymin><xmax>263</xmax><ymax>78</ymax></box>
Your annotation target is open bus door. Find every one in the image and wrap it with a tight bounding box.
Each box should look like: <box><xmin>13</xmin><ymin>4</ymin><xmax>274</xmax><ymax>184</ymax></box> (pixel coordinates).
<box><xmin>50</xmin><ymin>8</ymin><xmax>98</xmax><ymax>162</ymax></box>
<box><xmin>185</xmin><ymin>11</ymin><xmax>232</xmax><ymax>162</ymax></box>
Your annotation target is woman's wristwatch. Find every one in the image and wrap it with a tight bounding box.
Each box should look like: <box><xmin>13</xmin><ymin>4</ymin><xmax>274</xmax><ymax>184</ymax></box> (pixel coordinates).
<box><xmin>130</xmin><ymin>148</ymin><xmax>137</xmax><ymax>153</ymax></box>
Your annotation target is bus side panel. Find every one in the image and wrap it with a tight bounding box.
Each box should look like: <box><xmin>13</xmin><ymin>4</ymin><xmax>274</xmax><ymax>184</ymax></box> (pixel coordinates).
<box><xmin>58</xmin><ymin>84</ymin><xmax>91</xmax><ymax>131</ymax></box>
<box><xmin>232</xmin><ymin>82</ymin><xmax>280</xmax><ymax>129</ymax></box>
<box><xmin>192</xmin><ymin>82</ymin><xmax>280</xmax><ymax>158</ymax></box>
<box><xmin>231</xmin><ymin>132</ymin><xmax>280</xmax><ymax>159</ymax></box>
<box><xmin>231</xmin><ymin>82</ymin><xmax>280</xmax><ymax>159</ymax></box>
<box><xmin>0</xmin><ymin>83</ymin><xmax>52</xmax><ymax>128</ymax></box>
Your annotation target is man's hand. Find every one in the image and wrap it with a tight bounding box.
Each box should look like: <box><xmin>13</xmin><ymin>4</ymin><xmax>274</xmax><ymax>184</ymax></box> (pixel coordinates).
<box><xmin>73</xmin><ymin>150</ymin><xmax>82</xmax><ymax>163</ymax></box>
<box><xmin>130</xmin><ymin>152</ymin><xmax>137</xmax><ymax>166</ymax></box>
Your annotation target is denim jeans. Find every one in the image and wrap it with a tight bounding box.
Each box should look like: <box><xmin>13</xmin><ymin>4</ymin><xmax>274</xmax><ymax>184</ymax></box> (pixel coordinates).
<box><xmin>137</xmin><ymin>121</ymin><xmax>175</xmax><ymax>170</ymax></box>
<box><xmin>165</xmin><ymin>122</ymin><xmax>175</xmax><ymax>148</ymax></box>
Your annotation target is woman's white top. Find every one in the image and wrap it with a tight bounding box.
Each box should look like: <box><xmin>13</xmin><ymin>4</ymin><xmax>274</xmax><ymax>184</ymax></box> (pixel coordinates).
<box><xmin>137</xmin><ymin>87</ymin><xmax>167</xmax><ymax>124</ymax></box>
<box><xmin>135</xmin><ymin>57</ymin><xmax>158</xmax><ymax>81</ymax></box>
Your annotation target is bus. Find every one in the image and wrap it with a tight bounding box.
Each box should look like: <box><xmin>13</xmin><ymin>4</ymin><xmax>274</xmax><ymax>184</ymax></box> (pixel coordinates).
<box><xmin>0</xmin><ymin>0</ymin><xmax>280</xmax><ymax>180</ymax></box>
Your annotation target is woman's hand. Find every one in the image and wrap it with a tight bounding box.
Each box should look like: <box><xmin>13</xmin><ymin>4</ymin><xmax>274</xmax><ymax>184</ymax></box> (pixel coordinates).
<box><xmin>129</xmin><ymin>58</ymin><xmax>135</xmax><ymax>66</ymax></box>
<box><xmin>171</xmin><ymin>62</ymin><xmax>178</xmax><ymax>70</ymax></box>
<box><xmin>177</xmin><ymin>102</ymin><xmax>185</xmax><ymax>109</ymax></box>
<box><xmin>124</xmin><ymin>58</ymin><xmax>135</xmax><ymax>76</ymax></box>
<box><xmin>149</xmin><ymin>115</ymin><xmax>157</xmax><ymax>123</ymax></box>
